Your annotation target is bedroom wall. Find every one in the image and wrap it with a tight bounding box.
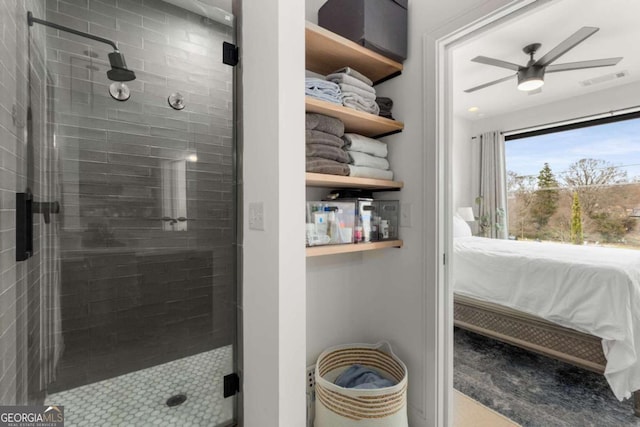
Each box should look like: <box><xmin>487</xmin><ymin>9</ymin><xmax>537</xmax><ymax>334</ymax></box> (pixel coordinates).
<box><xmin>472</xmin><ymin>80</ymin><xmax>640</xmax><ymax>134</ymax></box>
<box><xmin>305</xmin><ymin>1</ymin><xmax>512</xmax><ymax>425</ymax></box>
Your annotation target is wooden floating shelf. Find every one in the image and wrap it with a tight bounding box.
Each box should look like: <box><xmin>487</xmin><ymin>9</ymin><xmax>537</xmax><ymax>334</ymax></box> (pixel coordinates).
<box><xmin>305</xmin><ymin>22</ymin><xmax>403</xmax><ymax>85</ymax></box>
<box><xmin>306</xmin><ymin>97</ymin><xmax>403</xmax><ymax>138</ymax></box>
<box><xmin>306</xmin><ymin>240</ymin><xmax>403</xmax><ymax>257</ymax></box>
<box><xmin>306</xmin><ymin>172</ymin><xmax>403</xmax><ymax>190</ymax></box>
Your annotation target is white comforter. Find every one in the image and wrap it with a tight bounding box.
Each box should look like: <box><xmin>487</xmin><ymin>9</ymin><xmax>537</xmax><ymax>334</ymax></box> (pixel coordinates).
<box><xmin>454</xmin><ymin>236</ymin><xmax>640</xmax><ymax>401</ymax></box>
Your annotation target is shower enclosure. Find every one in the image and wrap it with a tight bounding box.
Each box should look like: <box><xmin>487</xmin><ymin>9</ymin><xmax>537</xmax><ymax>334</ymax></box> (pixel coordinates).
<box><xmin>0</xmin><ymin>0</ymin><xmax>238</xmax><ymax>425</ymax></box>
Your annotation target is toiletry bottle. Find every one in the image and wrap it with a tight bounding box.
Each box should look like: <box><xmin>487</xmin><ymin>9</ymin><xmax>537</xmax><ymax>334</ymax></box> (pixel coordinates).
<box><xmin>380</xmin><ymin>220</ymin><xmax>389</xmax><ymax>239</ymax></box>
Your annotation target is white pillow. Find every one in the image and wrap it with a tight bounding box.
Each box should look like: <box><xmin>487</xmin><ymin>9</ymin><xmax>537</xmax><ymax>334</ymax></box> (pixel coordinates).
<box><xmin>453</xmin><ymin>214</ymin><xmax>473</xmax><ymax>238</ymax></box>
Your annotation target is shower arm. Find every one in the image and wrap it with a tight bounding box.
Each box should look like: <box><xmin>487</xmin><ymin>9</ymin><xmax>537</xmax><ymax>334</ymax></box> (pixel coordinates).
<box><xmin>27</xmin><ymin>11</ymin><xmax>119</xmax><ymax>51</ymax></box>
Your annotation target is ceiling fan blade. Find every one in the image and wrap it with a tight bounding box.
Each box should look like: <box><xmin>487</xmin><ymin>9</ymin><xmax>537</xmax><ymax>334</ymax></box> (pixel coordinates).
<box><xmin>471</xmin><ymin>56</ymin><xmax>522</xmax><ymax>71</ymax></box>
<box><xmin>464</xmin><ymin>74</ymin><xmax>515</xmax><ymax>93</ymax></box>
<box><xmin>535</xmin><ymin>26</ymin><xmax>599</xmax><ymax>67</ymax></box>
<box><xmin>546</xmin><ymin>57</ymin><xmax>623</xmax><ymax>73</ymax></box>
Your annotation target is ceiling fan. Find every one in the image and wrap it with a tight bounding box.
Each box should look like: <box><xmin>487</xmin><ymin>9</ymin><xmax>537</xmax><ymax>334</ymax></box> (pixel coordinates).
<box><xmin>464</xmin><ymin>27</ymin><xmax>623</xmax><ymax>93</ymax></box>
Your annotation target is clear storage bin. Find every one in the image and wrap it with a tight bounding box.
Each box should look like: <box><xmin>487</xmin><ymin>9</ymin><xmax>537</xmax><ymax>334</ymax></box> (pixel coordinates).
<box><xmin>306</xmin><ymin>201</ymin><xmax>356</xmax><ymax>246</ymax></box>
<box><xmin>378</xmin><ymin>200</ymin><xmax>399</xmax><ymax>240</ymax></box>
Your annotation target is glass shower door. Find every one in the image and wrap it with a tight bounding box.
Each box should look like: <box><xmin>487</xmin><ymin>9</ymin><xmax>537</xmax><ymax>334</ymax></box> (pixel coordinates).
<box><xmin>32</xmin><ymin>1</ymin><xmax>238</xmax><ymax>425</ymax></box>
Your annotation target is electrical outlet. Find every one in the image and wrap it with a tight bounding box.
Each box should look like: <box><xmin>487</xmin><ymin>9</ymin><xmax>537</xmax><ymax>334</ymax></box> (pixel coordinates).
<box><xmin>307</xmin><ymin>365</ymin><xmax>316</xmax><ymax>392</ymax></box>
<box><xmin>248</xmin><ymin>202</ymin><xmax>264</xmax><ymax>231</ymax></box>
<box><xmin>400</xmin><ymin>203</ymin><xmax>412</xmax><ymax>227</ymax></box>
<box><xmin>306</xmin><ymin>365</ymin><xmax>316</xmax><ymax>427</ymax></box>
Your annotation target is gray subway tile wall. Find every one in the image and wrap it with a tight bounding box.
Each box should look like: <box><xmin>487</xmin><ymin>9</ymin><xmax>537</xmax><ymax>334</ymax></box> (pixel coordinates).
<box><xmin>42</xmin><ymin>0</ymin><xmax>236</xmax><ymax>393</ymax></box>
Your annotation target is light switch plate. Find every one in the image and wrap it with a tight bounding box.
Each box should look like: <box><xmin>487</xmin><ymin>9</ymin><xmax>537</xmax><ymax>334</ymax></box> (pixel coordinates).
<box><xmin>248</xmin><ymin>202</ymin><xmax>264</xmax><ymax>230</ymax></box>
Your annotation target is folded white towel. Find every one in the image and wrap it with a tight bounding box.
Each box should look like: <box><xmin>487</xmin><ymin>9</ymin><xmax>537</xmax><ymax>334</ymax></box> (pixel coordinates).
<box><xmin>349</xmin><ymin>165</ymin><xmax>394</xmax><ymax>180</ymax></box>
<box><xmin>327</xmin><ymin>73</ymin><xmax>376</xmax><ymax>95</ymax></box>
<box><xmin>348</xmin><ymin>151</ymin><xmax>390</xmax><ymax>170</ymax></box>
<box><xmin>343</xmin><ymin>133</ymin><xmax>388</xmax><ymax>158</ymax></box>
<box><xmin>338</xmin><ymin>83</ymin><xmax>376</xmax><ymax>100</ymax></box>
<box><xmin>331</xmin><ymin>67</ymin><xmax>374</xmax><ymax>86</ymax></box>
<box><xmin>343</xmin><ymin>94</ymin><xmax>380</xmax><ymax>115</ymax></box>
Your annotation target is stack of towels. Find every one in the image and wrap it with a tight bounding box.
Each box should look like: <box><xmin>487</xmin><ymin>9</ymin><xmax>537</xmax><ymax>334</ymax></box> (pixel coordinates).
<box><xmin>327</xmin><ymin>67</ymin><xmax>380</xmax><ymax>115</ymax></box>
<box><xmin>344</xmin><ymin>133</ymin><xmax>393</xmax><ymax>180</ymax></box>
<box><xmin>376</xmin><ymin>97</ymin><xmax>394</xmax><ymax>120</ymax></box>
<box><xmin>305</xmin><ymin>71</ymin><xmax>342</xmax><ymax>105</ymax></box>
<box><xmin>306</xmin><ymin>113</ymin><xmax>350</xmax><ymax>176</ymax></box>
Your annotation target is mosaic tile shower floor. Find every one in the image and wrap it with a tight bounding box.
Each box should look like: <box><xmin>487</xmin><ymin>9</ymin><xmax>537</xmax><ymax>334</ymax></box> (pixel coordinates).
<box><xmin>46</xmin><ymin>346</ymin><xmax>234</xmax><ymax>427</ymax></box>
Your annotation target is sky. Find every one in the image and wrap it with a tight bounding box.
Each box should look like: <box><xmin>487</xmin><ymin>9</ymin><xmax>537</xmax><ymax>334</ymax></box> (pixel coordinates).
<box><xmin>505</xmin><ymin>117</ymin><xmax>640</xmax><ymax>181</ymax></box>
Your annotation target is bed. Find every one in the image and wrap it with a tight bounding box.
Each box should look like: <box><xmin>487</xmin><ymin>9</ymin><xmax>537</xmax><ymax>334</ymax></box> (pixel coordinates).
<box><xmin>452</xmin><ymin>229</ymin><xmax>640</xmax><ymax>416</ymax></box>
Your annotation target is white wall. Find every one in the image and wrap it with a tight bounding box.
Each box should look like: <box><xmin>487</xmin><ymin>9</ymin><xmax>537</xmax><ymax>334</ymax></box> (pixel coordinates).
<box><xmin>305</xmin><ymin>1</ymin><xmax>512</xmax><ymax>426</ymax></box>
<box><xmin>472</xmin><ymin>80</ymin><xmax>640</xmax><ymax>134</ymax></box>
<box><xmin>305</xmin><ymin>0</ymin><xmax>325</xmax><ymax>23</ymax></box>
<box><xmin>241</xmin><ymin>0</ymin><xmax>306</xmax><ymax>425</ymax></box>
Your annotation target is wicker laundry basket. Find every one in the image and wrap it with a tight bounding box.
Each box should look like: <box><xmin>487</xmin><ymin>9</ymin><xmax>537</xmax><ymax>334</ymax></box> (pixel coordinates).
<box><xmin>314</xmin><ymin>342</ymin><xmax>408</xmax><ymax>427</ymax></box>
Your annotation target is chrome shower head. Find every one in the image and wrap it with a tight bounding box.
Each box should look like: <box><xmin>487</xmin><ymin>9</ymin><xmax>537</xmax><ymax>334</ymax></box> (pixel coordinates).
<box><xmin>107</xmin><ymin>51</ymin><xmax>136</xmax><ymax>82</ymax></box>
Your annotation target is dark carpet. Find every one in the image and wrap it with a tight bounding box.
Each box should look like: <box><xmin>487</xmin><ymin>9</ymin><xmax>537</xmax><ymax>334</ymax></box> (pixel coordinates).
<box><xmin>454</xmin><ymin>328</ymin><xmax>640</xmax><ymax>426</ymax></box>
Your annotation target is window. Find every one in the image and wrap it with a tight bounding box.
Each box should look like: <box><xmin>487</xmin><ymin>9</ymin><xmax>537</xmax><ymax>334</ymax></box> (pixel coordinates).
<box><xmin>505</xmin><ymin>114</ymin><xmax>640</xmax><ymax>248</ymax></box>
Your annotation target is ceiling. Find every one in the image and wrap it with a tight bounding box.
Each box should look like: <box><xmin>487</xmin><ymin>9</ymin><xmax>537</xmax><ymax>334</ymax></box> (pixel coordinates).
<box><xmin>452</xmin><ymin>0</ymin><xmax>640</xmax><ymax>120</ymax></box>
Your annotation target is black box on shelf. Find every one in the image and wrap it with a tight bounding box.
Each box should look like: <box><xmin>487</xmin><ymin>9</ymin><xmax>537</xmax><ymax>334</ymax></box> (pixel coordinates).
<box><xmin>318</xmin><ymin>0</ymin><xmax>408</xmax><ymax>64</ymax></box>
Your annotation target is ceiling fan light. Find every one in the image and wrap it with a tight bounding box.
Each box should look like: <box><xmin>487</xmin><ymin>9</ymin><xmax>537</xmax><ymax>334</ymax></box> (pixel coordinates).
<box><xmin>518</xmin><ymin>77</ymin><xmax>544</xmax><ymax>91</ymax></box>
<box><xmin>517</xmin><ymin>66</ymin><xmax>545</xmax><ymax>91</ymax></box>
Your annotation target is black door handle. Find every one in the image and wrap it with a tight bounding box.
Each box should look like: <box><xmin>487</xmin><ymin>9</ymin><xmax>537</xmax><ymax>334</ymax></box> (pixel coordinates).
<box><xmin>16</xmin><ymin>193</ymin><xmax>33</xmax><ymax>261</ymax></box>
<box><xmin>33</xmin><ymin>201</ymin><xmax>60</xmax><ymax>224</ymax></box>
<box><xmin>16</xmin><ymin>193</ymin><xmax>61</xmax><ymax>261</ymax></box>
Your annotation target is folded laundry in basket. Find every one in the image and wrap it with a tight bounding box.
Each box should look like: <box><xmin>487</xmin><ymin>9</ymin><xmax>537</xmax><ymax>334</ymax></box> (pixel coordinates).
<box><xmin>306</xmin><ymin>113</ymin><xmax>345</xmax><ymax>137</ymax></box>
<box><xmin>334</xmin><ymin>364</ymin><xmax>396</xmax><ymax>390</ymax></box>
<box><xmin>343</xmin><ymin>133</ymin><xmax>388</xmax><ymax>158</ymax></box>
<box><xmin>306</xmin><ymin>130</ymin><xmax>345</xmax><ymax>148</ymax></box>
<box><xmin>306</xmin><ymin>143</ymin><xmax>350</xmax><ymax>163</ymax></box>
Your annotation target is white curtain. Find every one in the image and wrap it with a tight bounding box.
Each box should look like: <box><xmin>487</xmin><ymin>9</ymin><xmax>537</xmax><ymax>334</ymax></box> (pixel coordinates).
<box><xmin>477</xmin><ymin>131</ymin><xmax>508</xmax><ymax>239</ymax></box>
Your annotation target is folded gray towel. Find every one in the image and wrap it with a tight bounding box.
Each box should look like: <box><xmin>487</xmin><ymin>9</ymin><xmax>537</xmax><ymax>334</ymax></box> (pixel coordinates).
<box><xmin>343</xmin><ymin>94</ymin><xmax>380</xmax><ymax>115</ymax></box>
<box><xmin>306</xmin><ymin>157</ymin><xmax>350</xmax><ymax>176</ymax></box>
<box><xmin>338</xmin><ymin>83</ymin><xmax>376</xmax><ymax>100</ymax></box>
<box><xmin>306</xmin><ymin>130</ymin><xmax>345</xmax><ymax>148</ymax></box>
<box><xmin>326</xmin><ymin>73</ymin><xmax>376</xmax><ymax>95</ymax></box>
<box><xmin>331</xmin><ymin>67</ymin><xmax>373</xmax><ymax>86</ymax></box>
<box><xmin>348</xmin><ymin>151</ymin><xmax>390</xmax><ymax>170</ymax></box>
<box><xmin>306</xmin><ymin>143</ymin><xmax>350</xmax><ymax>163</ymax></box>
<box><xmin>306</xmin><ymin>113</ymin><xmax>345</xmax><ymax>137</ymax></box>
<box><xmin>349</xmin><ymin>165</ymin><xmax>394</xmax><ymax>180</ymax></box>
<box><xmin>343</xmin><ymin>133</ymin><xmax>388</xmax><ymax>158</ymax></box>
<box><xmin>376</xmin><ymin>97</ymin><xmax>393</xmax><ymax>111</ymax></box>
